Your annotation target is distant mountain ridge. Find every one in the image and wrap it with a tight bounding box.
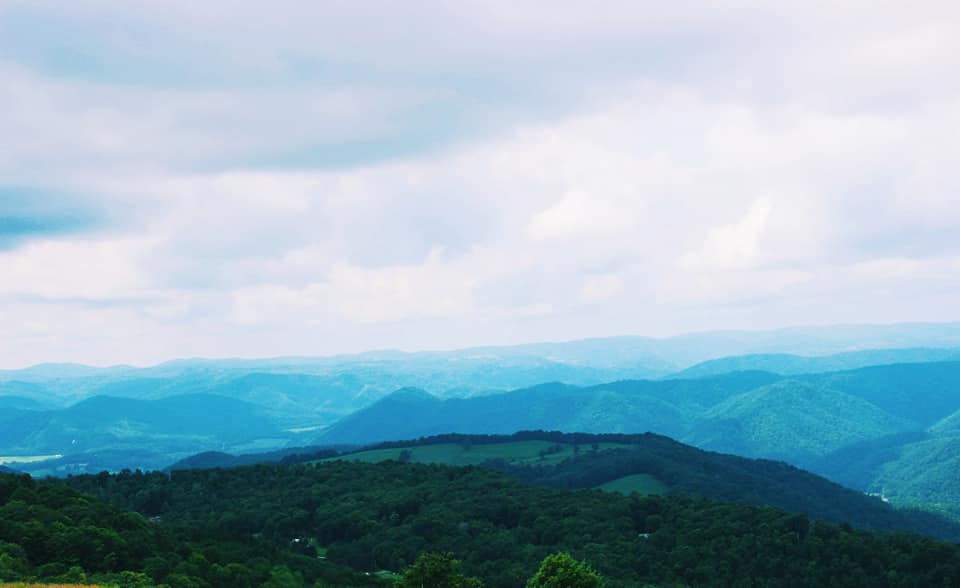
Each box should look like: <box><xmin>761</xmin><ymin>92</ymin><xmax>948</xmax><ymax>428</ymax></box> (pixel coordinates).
<box><xmin>314</xmin><ymin>373</ymin><xmax>773</xmax><ymax>445</ymax></box>
<box><xmin>676</xmin><ymin>347</ymin><xmax>960</xmax><ymax>378</ymax></box>
<box><xmin>315</xmin><ymin>362</ymin><xmax>960</xmax><ymax>449</ymax></box>
<box><xmin>5</xmin><ymin>324</ymin><xmax>960</xmax><ymax>518</ymax></box>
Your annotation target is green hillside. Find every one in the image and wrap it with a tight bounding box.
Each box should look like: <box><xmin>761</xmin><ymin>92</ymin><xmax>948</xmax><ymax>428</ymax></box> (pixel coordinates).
<box><xmin>685</xmin><ymin>380</ymin><xmax>914</xmax><ymax>460</ymax></box>
<box><xmin>874</xmin><ymin>436</ymin><xmax>960</xmax><ymax>518</ymax></box>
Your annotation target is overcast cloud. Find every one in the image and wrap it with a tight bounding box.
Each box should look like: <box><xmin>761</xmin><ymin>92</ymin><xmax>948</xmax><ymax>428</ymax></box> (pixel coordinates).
<box><xmin>1</xmin><ymin>1</ymin><xmax>959</xmax><ymax>367</ymax></box>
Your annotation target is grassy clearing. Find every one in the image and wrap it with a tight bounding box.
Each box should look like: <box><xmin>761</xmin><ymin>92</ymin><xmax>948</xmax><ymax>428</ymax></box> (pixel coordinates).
<box><xmin>321</xmin><ymin>440</ymin><xmax>631</xmax><ymax>467</ymax></box>
<box><xmin>597</xmin><ymin>473</ymin><xmax>669</xmax><ymax>496</ymax></box>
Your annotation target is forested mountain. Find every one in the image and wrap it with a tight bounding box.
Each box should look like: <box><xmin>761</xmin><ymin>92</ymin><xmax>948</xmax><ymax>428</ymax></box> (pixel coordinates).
<box><xmin>40</xmin><ymin>460</ymin><xmax>960</xmax><ymax>587</ymax></box>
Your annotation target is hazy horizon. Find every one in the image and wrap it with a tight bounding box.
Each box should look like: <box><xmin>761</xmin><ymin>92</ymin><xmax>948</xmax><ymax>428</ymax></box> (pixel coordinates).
<box><xmin>2</xmin><ymin>319</ymin><xmax>959</xmax><ymax>371</ymax></box>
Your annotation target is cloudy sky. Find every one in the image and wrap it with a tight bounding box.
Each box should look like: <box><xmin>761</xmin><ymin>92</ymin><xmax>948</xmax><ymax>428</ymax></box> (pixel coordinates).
<box><xmin>1</xmin><ymin>1</ymin><xmax>959</xmax><ymax>367</ymax></box>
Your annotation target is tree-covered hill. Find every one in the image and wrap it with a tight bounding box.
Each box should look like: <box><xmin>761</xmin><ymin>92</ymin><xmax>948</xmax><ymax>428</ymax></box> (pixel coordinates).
<box><xmin>54</xmin><ymin>460</ymin><xmax>960</xmax><ymax>588</ymax></box>
<box><xmin>321</xmin><ymin>431</ymin><xmax>960</xmax><ymax>542</ymax></box>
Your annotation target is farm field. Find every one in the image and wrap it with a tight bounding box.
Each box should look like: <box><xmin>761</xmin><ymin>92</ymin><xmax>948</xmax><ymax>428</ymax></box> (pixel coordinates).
<box><xmin>321</xmin><ymin>440</ymin><xmax>632</xmax><ymax>467</ymax></box>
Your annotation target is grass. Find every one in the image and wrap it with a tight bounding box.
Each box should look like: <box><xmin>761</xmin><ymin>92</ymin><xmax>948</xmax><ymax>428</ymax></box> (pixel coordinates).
<box><xmin>320</xmin><ymin>441</ymin><xmax>632</xmax><ymax>467</ymax></box>
<box><xmin>597</xmin><ymin>473</ymin><xmax>669</xmax><ymax>496</ymax></box>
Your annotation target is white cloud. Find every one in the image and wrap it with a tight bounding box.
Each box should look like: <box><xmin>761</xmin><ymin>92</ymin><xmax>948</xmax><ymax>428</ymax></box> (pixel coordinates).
<box><xmin>528</xmin><ymin>191</ymin><xmax>641</xmax><ymax>243</ymax></box>
<box><xmin>1</xmin><ymin>2</ymin><xmax>960</xmax><ymax>366</ymax></box>
<box><xmin>582</xmin><ymin>273</ymin><xmax>626</xmax><ymax>303</ymax></box>
<box><xmin>680</xmin><ymin>198</ymin><xmax>773</xmax><ymax>272</ymax></box>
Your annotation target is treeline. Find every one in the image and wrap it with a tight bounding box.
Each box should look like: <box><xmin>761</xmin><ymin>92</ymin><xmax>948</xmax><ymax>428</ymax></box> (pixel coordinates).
<box><xmin>362</xmin><ymin>430</ymin><xmax>659</xmax><ymax>450</ymax></box>
<box><xmin>58</xmin><ymin>460</ymin><xmax>960</xmax><ymax>587</ymax></box>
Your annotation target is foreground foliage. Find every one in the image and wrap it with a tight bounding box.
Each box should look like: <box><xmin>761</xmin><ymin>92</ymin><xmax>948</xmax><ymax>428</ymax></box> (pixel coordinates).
<box><xmin>52</xmin><ymin>461</ymin><xmax>960</xmax><ymax>587</ymax></box>
<box><xmin>526</xmin><ymin>553</ymin><xmax>602</xmax><ymax>588</ymax></box>
<box><xmin>395</xmin><ymin>552</ymin><xmax>482</xmax><ymax>587</ymax></box>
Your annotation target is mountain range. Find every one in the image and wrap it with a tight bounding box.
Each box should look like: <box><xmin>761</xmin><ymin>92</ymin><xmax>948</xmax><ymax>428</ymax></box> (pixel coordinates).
<box><xmin>4</xmin><ymin>324</ymin><xmax>960</xmax><ymax>521</ymax></box>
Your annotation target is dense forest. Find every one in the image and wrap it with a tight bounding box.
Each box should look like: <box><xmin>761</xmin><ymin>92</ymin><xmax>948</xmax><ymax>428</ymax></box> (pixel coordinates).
<box><xmin>0</xmin><ymin>471</ymin><xmax>382</xmax><ymax>587</ymax></box>
<box><xmin>28</xmin><ymin>460</ymin><xmax>960</xmax><ymax>587</ymax></box>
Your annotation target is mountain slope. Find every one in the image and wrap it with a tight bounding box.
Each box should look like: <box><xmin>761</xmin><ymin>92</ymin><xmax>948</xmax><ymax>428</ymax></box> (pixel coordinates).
<box><xmin>803</xmin><ymin>361</ymin><xmax>960</xmax><ymax>427</ymax></box>
<box><xmin>683</xmin><ymin>380</ymin><xmax>914</xmax><ymax>460</ymax></box>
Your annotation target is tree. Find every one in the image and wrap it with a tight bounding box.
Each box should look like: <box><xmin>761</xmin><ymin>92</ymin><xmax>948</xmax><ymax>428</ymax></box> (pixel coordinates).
<box><xmin>396</xmin><ymin>552</ymin><xmax>482</xmax><ymax>587</ymax></box>
<box><xmin>526</xmin><ymin>552</ymin><xmax>603</xmax><ymax>588</ymax></box>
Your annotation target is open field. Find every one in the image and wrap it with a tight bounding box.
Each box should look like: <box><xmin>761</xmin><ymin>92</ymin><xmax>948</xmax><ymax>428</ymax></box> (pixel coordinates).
<box><xmin>598</xmin><ymin>473</ymin><xmax>669</xmax><ymax>495</ymax></box>
<box><xmin>322</xmin><ymin>440</ymin><xmax>631</xmax><ymax>467</ymax></box>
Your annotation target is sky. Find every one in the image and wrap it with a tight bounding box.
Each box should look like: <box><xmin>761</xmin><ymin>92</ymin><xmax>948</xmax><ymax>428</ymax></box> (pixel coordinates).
<box><xmin>1</xmin><ymin>1</ymin><xmax>959</xmax><ymax>368</ymax></box>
